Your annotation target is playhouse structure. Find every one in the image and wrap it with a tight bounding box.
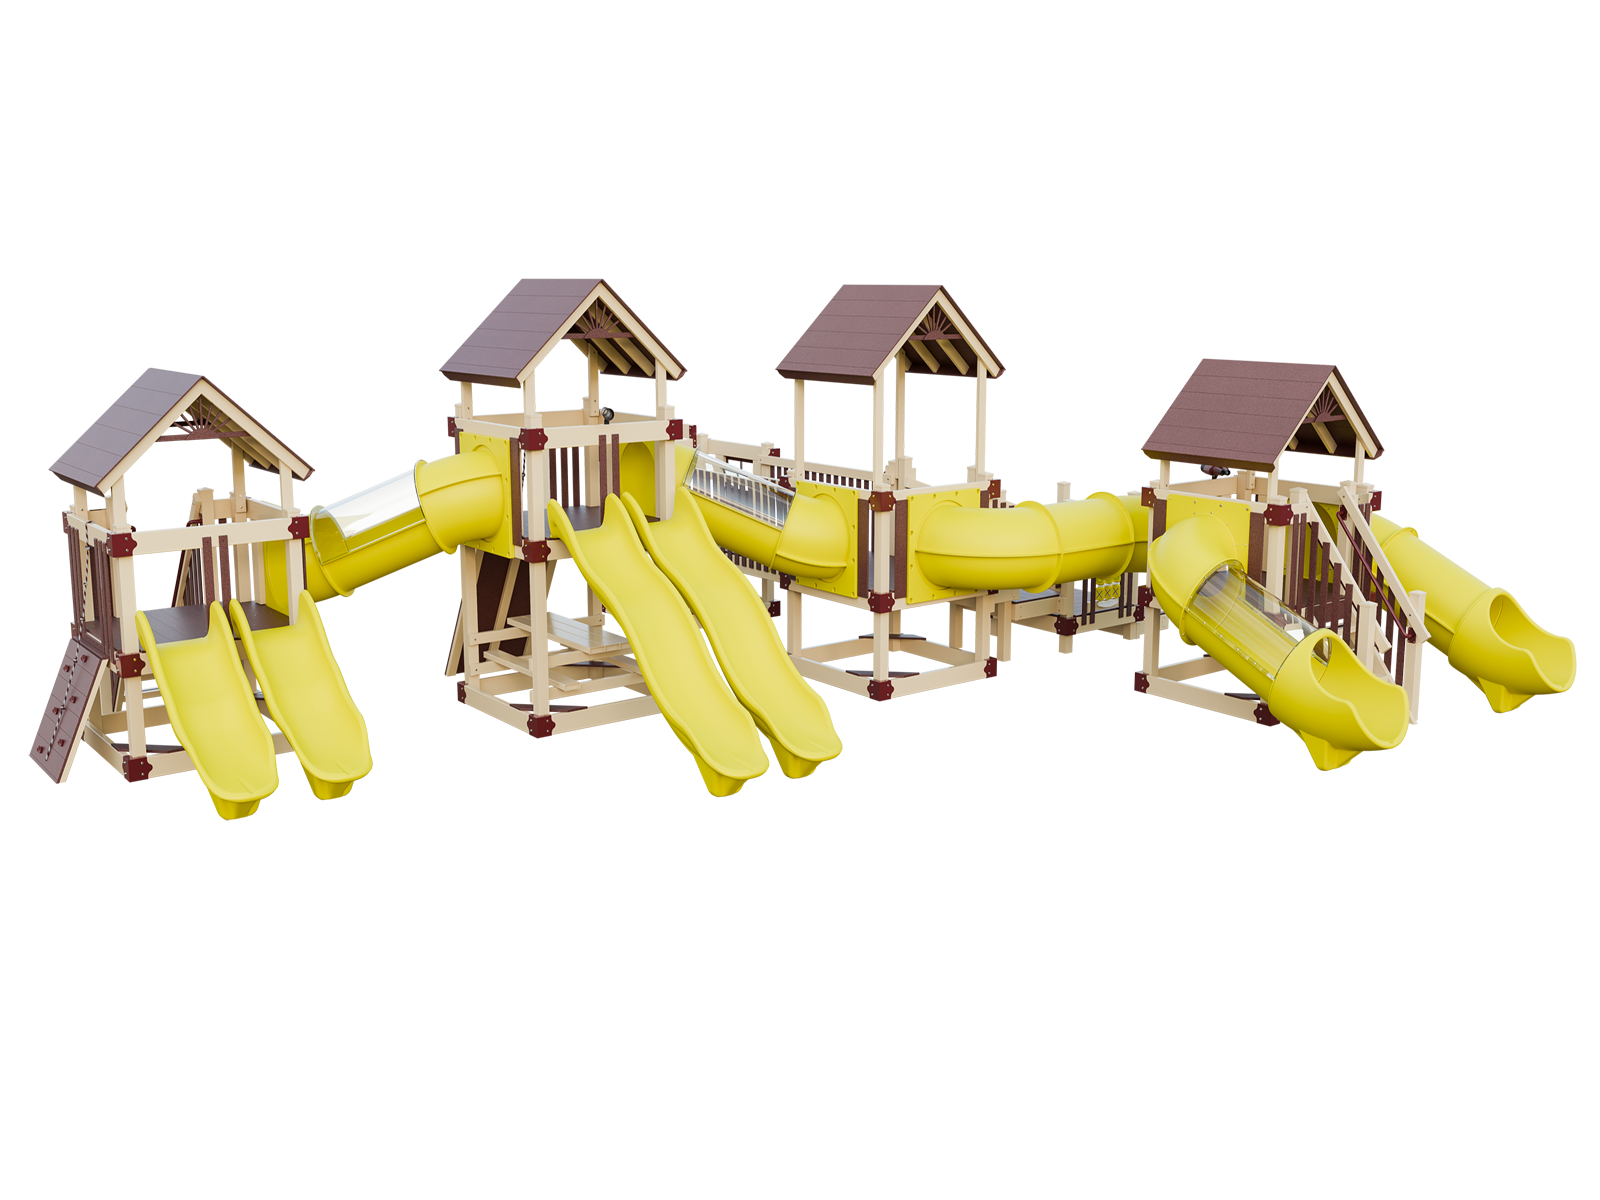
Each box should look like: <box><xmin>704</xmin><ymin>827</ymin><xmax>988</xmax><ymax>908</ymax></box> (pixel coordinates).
<box><xmin>32</xmin><ymin>281</ymin><xmax>1578</xmax><ymax>815</ymax></box>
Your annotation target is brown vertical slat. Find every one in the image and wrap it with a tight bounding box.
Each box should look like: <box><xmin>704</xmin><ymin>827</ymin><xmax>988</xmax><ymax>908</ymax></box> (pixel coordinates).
<box><xmin>610</xmin><ymin>434</ymin><xmax>621</xmax><ymax>498</ymax></box>
<box><xmin>894</xmin><ymin>499</ymin><xmax>909</xmax><ymax>598</ymax></box>
<box><xmin>1395</xmin><ymin>623</ymin><xmax>1407</xmax><ymax>688</ymax></box>
<box><xmin>201</xmin><ymin>535</ymin><xmax>216</xmax><ymax>605</ymax></box>
<box><xmin>1385</xmin><ymin>609</ymin><xmax>1395</xmax><ymax>671</ymax></box>
<box><xmin>1152</xmin><ymin>498</ymin><xmax>1167</xmax><ymax>539</ymax></box>
<box><xmin>597</xmin><ymin>437</ymin><xmax>609</xmax><ymax>498</ymax></box>
<box><xmin>1247</xmin><ymin>511</ymin><xmax>1265</xmax><ymax>584</ymax></box>
<box><xmin>67</xmin><ymin>526</ymin><xmax>84</xmax><ymax>632</ymax></box>
<box><xmin>560</xmin><ymin>448</ymin><xmax>570</xmax><ymax>508</ymax></box>
<box><xmin>219</xmin><ymin>534</ymin><xmax>232</xmax><ymax>604</ymax></box>
<box><xmin>548</xmin><ymin>449</ymin><xmax>557</xmax><ymax>501</ymax></box>
<box><xmin>856</xmin><ymin>496</ymin><xmax>869</xmax><ymax>597</ymax></box>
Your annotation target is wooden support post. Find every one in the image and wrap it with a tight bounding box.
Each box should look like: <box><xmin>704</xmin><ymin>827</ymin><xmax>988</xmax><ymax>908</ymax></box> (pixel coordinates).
<box><xmin>1353</xmin><ymin>441</ymin><xmax>1365</xmax><ymax>485</ymax></box>
<box><xmin>1142</xmin><ymin>601</ymin><xmax>1161</xmax><ymax>675</ymax></box>
<box><xmin>949</xmin><ymin>602</ymin><xmax>963</xmax><ymax>650</ymax></box>
<box><xmin>974</xmin><ymin>360</ymin><xmax>987</xmax><ymax>476</ymax></box>
<box><xmin>894</xmin><ymin>351</ymin><xmax>906</xmax><ymax>479</ymax></box>
<box><xmin>996</xmin><ymin>599</ymin><xmax>1013</xmax><ymax>662</ymax></box>
<box><xmin>761</xmin><ymin>577</ymin><xmax>774</xmax><ymax>609</ymax></box>
<box><xmin>230</xmin><ymin>446</ymin><xmax>251</xmax><ymax>601</ymax></box>
<box><xmin>654</xmin><ymin>360</ymin><xmax>674</xmax><ymax>519</ymax></box>
<box><xmin>974</xmin><ymin>592</ymin><xmax>993</xmax><ymax>662</ymax></box>
<box><xmin>585</xmin><ymin>348</ymin><xmax>601</xmax><ymax>508</ymax></box>
<box><xmin>525</xmin><ymin>430</ymin><xmax>549</xmax><ymax>712</ymax></box>
<box><xmin>1056</xmin><ymin>482</ymin><xmax>1072</xmax><ymax>503</ymax></box>
<box><xmin>1159</xmin><ymin>459</ymin><xmax>1170</xmax><ymax>488</ymax></box>
<box><xmin>461</xmin><ymin>548</ymin><xmax>481</xmax><ymax>687</ymax></box>
<box><xmin>1405</xmin><ymin>589</ymin><xmax>1425</xmax><ymax>723</ymax></box>
<box><xmin>108</xmin><ymin>479</ymin><xmax>145</xmax><ymax>757</ymax></box>
<box><xmin>787</xmin><ymin>589</ymin><xmax>803</xmax><ymax>657</ymax></box>
<box><xmin>460</xmin><ymin>380</ymin><xmax>474</xmax><ymax>422</ymax></box>
<box><xmin>279</xmin><ymin>457</ymin><xmax>301</xmax><ymax>623</ymax></box>
<box><xmin>792</xmin><ymin>379</ymin><xmax>806</xmax><ymax>487</ymax></box>
<box><xmin>871</xmin><ymin>370</ymin><xmax>885</xmax><ymax>483</ymax></box>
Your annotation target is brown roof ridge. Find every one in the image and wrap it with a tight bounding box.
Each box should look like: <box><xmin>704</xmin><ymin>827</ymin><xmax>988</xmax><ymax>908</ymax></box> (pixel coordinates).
<box><xmin>776</xmin><ymin>284</ymin><xmax>1004</xmax><ymax>387</ymax></box>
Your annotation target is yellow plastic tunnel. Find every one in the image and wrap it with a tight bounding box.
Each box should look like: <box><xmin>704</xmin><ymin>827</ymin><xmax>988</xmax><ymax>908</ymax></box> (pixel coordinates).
<box><xmin>265</xmin><ymin>447</ymin><xmax>508</xmax><ymax>610</ymax></box>
<box><xmin>1149</xmin><ymin>513</ymin><xmax>1409</xmax><ymax>770</ymax></box>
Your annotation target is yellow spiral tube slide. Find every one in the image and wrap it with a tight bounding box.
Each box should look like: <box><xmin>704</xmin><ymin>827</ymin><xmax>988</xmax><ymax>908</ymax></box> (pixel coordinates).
<box><xmin>1370</xmin><ymin>515</ymin><xmax>1575</xmax><ymax>713</ymax></box>
<box><xmin>1149</xmin><ymin>514</ymin><xmax>1409</xmax><ymax>770</ymax></box>
<box><xmin>916</xmin><ymin>493</ymin><xmax>1147</xmax><ymax>592</ymax></box>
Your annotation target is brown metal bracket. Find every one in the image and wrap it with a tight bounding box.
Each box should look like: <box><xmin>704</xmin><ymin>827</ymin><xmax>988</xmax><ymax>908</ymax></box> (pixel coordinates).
<box><xmin>867</xmin><ymin>591</ymin><xmax>895</xmax><ymax>614</ymax></box>
<box><xmin>1370</xmin><ymin>491</ymin><xmax>1382</xmax><ymax>511</ymax></box>
<box><xmin>1137</xmin><ymin>585</ymin><xmax>1155</xmax><ymax>608</ymax></box>
<box><xmin>766</xmin><ymin>600</ymin><xmax>781</xmax><ymax>618</ymax></box>
<box><xmin>1054</xmin><ymin>615</ymin><xmax>1079</xmax><ymax>636</ymax></box>
<box><xmin>1134</xmin><ymin>671</ymin><xmax>1151</xmax><ymax>693</ymax></box>
<box><xmin>869</xmin><ymin>490</ymin><xmax>896</xmax><ymax>513</ymax></box>
<box><xmin>1264</xmin><ymin>504</ymin><xmax>1292</xmax><ymax>527</ymax></box>
<box><xmin>447</xmin><ymin>416</ymin><xmax>458</xmax><ymax>438</ymax></box>
<box><xmin>687</xmin><ymin>424</ymin><xmax>697</xmax><ymax>446</ymax></box>
<box><xmin>107</xmin><ymin>531</ymin><xmax>137</xmax><ymax>557</ymax></box>
<box><xmin>666</xmin><ymin>418</ymin><xmax>684</xmax><ymax>441</ymax></box>
<box><xmin>288</xmin><ymin>515</ymin><xmax>310</xmax><ymax>539</ymax></box>
<box><xmin>115</xmin><ymin>652</ymin><xmax>145</xmax><ymax>678</ymax></box>
<box><xmin>778</xmin><ymin>573</ymin><xmax>793</xmax><ymax>591</ymax></box>
<box><xmin>988</xmin><ymin>480</ymin><xmax>1002</xmax><ymax>501</ymax></box>
<box><xmin>768</xmin><ymin>447</ymin><xmax>781</xmax><ymax>458</ymax></box>
<box><xmin>518</xmin><ymin>427</ymin><xmax>548</xmax><ymax>452</ymax></box>
<box><xmin>122</xmin><ymin>755</ymin><xmax>152</xmax><ymax>782</ymax></box>
<box><xmin>528</xmin><ymin>713</ymin><xmax>556</xmax><ymax>738</ymax></box>
<box><xmin>984</xmin><ymin>656</ymin><xmax>998</xmax><ymax>678</ymax></box>
<box><xmin>1140</xmin><ymin>486</ymin><xmax>1155</xmax><ymax>508</ymax></box>
<box><xmin>1253</xmin><ymin>702</ymin><xmax>1280</xmax><ymax>727</ymax></box>
<box><xmin>522</xmin><ymin>539</ymin><xmax>552</xmax><ymax>563</ymax></box>
<box><xmin>456</xmin><ymin>681</ymin><xmax>466</xmax><ymax>703</ymax></box>
<box><xmin>867</xmin><ymin>679</ymin><xmax>893</xmax><ymax>701</ymax></box>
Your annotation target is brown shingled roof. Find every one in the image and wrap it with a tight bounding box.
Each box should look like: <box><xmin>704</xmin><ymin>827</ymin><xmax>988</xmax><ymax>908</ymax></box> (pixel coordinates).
<box><xmin>51</xmin><ymin>369</ymin><xmax>313</xmax><ymax>497</ymax></box>
<box><xmin>776</xmin><ymin>285</ymin><xmax>1004</xmax><ymax>387</ymax></box>
<box><xmin>440</xmin><ymin>278</ymin><xmax>686</xmax><ymax>389</ymax></box>
<box><xmin>1142</xmin><ymin>359</ymin><xmax>1382</xmax><ymax>473</ymax></box>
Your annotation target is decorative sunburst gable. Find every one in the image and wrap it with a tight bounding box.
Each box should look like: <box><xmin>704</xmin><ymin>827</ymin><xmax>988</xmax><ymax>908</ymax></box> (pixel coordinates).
<box><xmin>1287</xmin><ymin>373</ymin><xmax>1379</xmax><ymax>460</ymax></box>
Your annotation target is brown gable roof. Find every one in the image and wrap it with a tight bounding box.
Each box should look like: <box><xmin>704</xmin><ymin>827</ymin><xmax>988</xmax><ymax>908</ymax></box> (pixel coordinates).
<box><xmin>51</xmin><ymin>369</ymin><xmax>313</xmax><ymax>497</ymax></box>
<box><xmin>1142</xmin><ymin>359</ymin><xmax>1383</xmax><ymax>473</ymax></box>
<box><xmin>771</xmin><ymin>286</ymin><xmax>998</xmax><ymax>422</ymax></box>
<box><xmin>440</xmin><ymin>278</ymin><xmax>686</xmax><ymax>389</ymax></box>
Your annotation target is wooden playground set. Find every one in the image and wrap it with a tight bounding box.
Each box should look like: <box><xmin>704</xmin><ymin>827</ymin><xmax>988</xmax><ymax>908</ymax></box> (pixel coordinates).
<box><xmin>25</xmin><ymin>286</ymin><xmax>1574</xmax><ymax>825</ymax></box>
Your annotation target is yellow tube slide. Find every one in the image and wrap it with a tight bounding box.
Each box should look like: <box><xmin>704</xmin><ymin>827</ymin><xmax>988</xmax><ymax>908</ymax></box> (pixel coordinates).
<box><xmin>917</xmin><ymin>493</ymin><xmax>1145</xmax><ymax>592</ymax></box>
<box><xmin>1149</xmin><ymin>514</ymin><xmax>1409</xmax><ymax>770</ymax></box>
<box><xmin>230</xmin><ymin>594</ymin><xmax>372</xmax><ymax>800</ymax></box>
<box><xmin>267</xmin><ymin>447</ymin><xmax>508</xmax><ymax>610</ymax></box>
<box><xmin>135</xmin><ymin>602</ymin><xmax>278</xmax><ymax>819</ymax></box>
<box><xmin>690</xmin><ymin>482</ymin><xmax>853</xmax><ymax>581</ymax></box>
<box><xmin>547</xmin><ymin>495</ymin><xmax>769</xmax><ymax>796</ymax></box>
<box><xmin>624</xmin><ymin>488</ymin><xmax>842</xmax><ymax>778</ymax></box>
<box><xmin>1371</xmin><ymin>515</ymin><xmax>1575</xmax><ymax>713</ymax></box>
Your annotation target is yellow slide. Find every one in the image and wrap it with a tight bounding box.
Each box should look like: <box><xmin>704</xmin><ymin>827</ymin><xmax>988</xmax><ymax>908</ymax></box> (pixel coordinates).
<box><xmin>230</xmin><ymin>594</ymin><xmax>372</xmax><ymax>800</ymax></box>
<box><xmin>136</xmin><ymin>602</ymin><xmax>278</xmax><ymax>819</ymax></box>
<box><xmin>1149</xmin><ymin>514</ymin><xmax>1409</xmax><ymax>770</ymax></box>
<box><xmin>1370</xmin><ymin>515</ymin><xmax>1576</xmax><ymax>713</ymax></box>
<box><xmin>623</xmin><ymin>489</ymin><xmax>842</xmax><ymax>779</ymax></box>
<box><xmin>547</xmin><ymin>495</ymin><xmax>770</xmax><ymax>796</ymax></box>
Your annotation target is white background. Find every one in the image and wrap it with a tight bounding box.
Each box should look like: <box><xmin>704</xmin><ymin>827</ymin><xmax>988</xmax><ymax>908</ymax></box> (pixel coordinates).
<box><xmin>6</xmin><ymin>4</ymin><xmax>1593</xmax><ymax>1196</ymax></box>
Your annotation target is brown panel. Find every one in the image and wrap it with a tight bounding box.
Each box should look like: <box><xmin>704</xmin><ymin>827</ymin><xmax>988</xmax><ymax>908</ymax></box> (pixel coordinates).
<box><xmin>447</xmin><ymin>552</ymin><xmax>532</xmax><ymax>675</ymax></box>
<box><xmin>1151</xmin><ymin>497</ymin><xmax>1167</xmax><ymax>540</ymax></box>
<box><xmin>894</xmin><ymin>499</ymin><xmax>909</xmax><ymax>599</ymax></box>
<box><xmin>30</xmin><ymin>640</ymin><xmax>108</xmax><ymax>783</ymax></box>
<box><xmin>1248</xmin><ymin>511</ymin><xmax>1265</xmax><ymax>583</ymax></box>
<box><xmin>856</xmin><ymin>497</ymin><xmax>869</xmax><ymax>598</ymax></box>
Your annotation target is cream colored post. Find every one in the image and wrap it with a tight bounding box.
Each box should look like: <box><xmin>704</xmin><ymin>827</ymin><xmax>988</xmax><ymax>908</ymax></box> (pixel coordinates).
<box><xmin>522</xmin><ymin>372</ymin><xmax>536</xmax><ymax>423</ymax></box>
<box><xmin>585</xmin><ymin>348</ymin><xmax>601</xmax><ymax>507</ymax></box>
<box><xmin>654</xmin><ymin>361</ymin><xmax>674</xmax><ymax>519</ymax></box>
<box><xmin>1266</xmin><ymin>456</ymin><xmax>1280</xmax><ymax>501</ymax></box>
<box><xmin>230</xmin><ymin>446</ymin><xmax>252</xmax><ymax>601</ymax></box>
<box><xmin>871</xmin><ymin>369</ymin><xmax>891</xmax><ymax>681</ymax></box>
<box><xmin>461</xmin><ymin>548</ymin><xmax>481</xmax><ymax>687</ymax></box>
<box><xmin>460</xmin><ymin>380</ymin><xmax>475</xmax><ymax>422</ymax></box>
<box><xmin>108</xmin><ymin>479</ymin><xmax>145</xmax><ymax>757</ymax></box>
<box><xmin>72</xmin><ymin>486</ymin><xmax>92</xmax><ymax>622</ymax></box>
<box><xmin>792</xmin><ymin>379</ymin><xmax>806</xmax><ymax>485</ymax></box>
<box><xmin>1405</xmin><ymin>589</ymin><xmax>1426</xmax><ymax>722</ymax></box>
<box><xmin>526</xmin><ymin>444</ymin><xmax>551</xmax><ymax>715</ymax></box>
<box><xmin>1159</xmin><ymin>459</ymin><xmax>1170</xmax><ymax>488</ymax></box>
<box><xmin>974</xmin><ymin>592</ymin><xmax>993</xmax><ymax>662</ymax></box>
<box><xmin>279</xmin><ymin>457</ymin><xmax>301</xmax><ymax>623</ymax></box>
<box><xmin>894</xmin><ymin>351</ymin><xmax>906</xmax><ymax>471</ymax></box>
<box><xmin>1056</xmin><ymin>482</ymin><xmax>1072</xmax><ymax>503</ymax></box>
<box><xmin>1356</xmin><ymin>596</ymin><xmax>1379</xmax><ymax>672</ymax></box>
<box><xmin>1353</xmin><ymin>441</ymin><xmax>1365</xmax><ymax>485</ymax></box>
<box><xmin>786</xmin><ymin>589</ymin><xmax>802</xmax><ymax>656</ymax></box>
<box><xmin>974</xmin><ymin>361</ymin><xmax>987</xmax><ymax>476</ymax></box>
<box><xmin>948</xmin><ymin>602</ymin><xmax>962</xmax><ymax>650</ymax></box>
<box><xmin>1142</xmin><ymin>601</ymin><xmax>1161</xmax><ymax>675</ymax></box>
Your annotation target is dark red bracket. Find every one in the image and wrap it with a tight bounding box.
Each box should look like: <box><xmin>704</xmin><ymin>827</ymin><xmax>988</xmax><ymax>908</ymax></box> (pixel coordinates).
<box><xmin>984</xmin><ymin>656</ymin><xmax>998</xmax><ymax>678</ymax></box>
<box><xmin>522</xmin><ymin>539</ymin><xmax>552</xmax><ymax>563</ymax></box>
<box><xmin>528</xmin><ymin>713</ymin><xmax>556</xmax><ymax>738</ymax></box>
<box><xmin>107</xmin><ymin>531</ymin><xmax>138</xmax><ymax>557</ymax></box>
<box><xmin>1264</xmin><ymin>504</ymin><xmax>1292</xmax><ymax>527</ymax></box>
<box><xmin>1134</xmin><ymin>671</ymin><xmax>1151</xmax><ymax>693</ymax></box>
<box><xmin>447</xmin><ymin>416</ymin><xmax>459</xmax><ymax>438</ymax></box>
<box><xmin>987</xmin><ymin>480</ymin><xmax>1002</xmax><ymax>501</ymax></box>
<box><xmin>779</xmin><ymin>573</ymin><xmax>793</xmax><ymax>591</ymax></box>
<box><xmin>869</xmin><ymin>490</ymin><xmax>896</xmax><ymax>513</ymax></box>
<box><xmin>122</xmin><ymin>755</ymin><xmax>152</xmax><ymax>782</ymax></box>
<box><xmin>1054</xmin><ymin>615</ymin><xmax>1079</xmax><ymax>636</ymax></box>
<box><xmin>766</xmin><ymin>600</ymin><xmax>781</xmax><ymax>617</ymax></box>
<box><xmin>666</xmin><ymin>418</ymin><xmax>684</xmax><ymax>441</ymax></box>
<box><xmin>1140</xmin><ymin>486</ymin><xmax>1155</xmax><ymax>508</ymax></box>
<box><xmin>1253</xmin><ymin>702</ymin><xmax>1280</xmax><ymax>727</ymax></box>
<box><xmin>518</xmin><ymin>427</ymin><xmax>548</xmax><ymax>452</ymax></box>
<box><xmin>768</xmin><ymin>447</ymin><xmax>781</xmax><ymax>457</ymax></box>
<box><xmin>1137</xmin><ymin>585</ymin><xmax>1154</xmax><ymax>608</ymax></box>
<box><xmin>687</xmin><ymin>424</ymin><xmax>697</xmax><ymax>446</ymax></box>
<box><xmin>115</xmin><ymin>652</ymin><xmax>145</xmax><ymax>678</ymax></box>
<box><xmin>1370</xmin><ymin>491</ymin><xmax>1382</xmax><ymax>512</ymax></box>
<box><xmin>456</xmin><ymin>681</ymin><xmax>466</xmax><ymax>703</ymax></box>
<box><xmin>867</xmin><ymin>679</ymin><xmax>893</xmax><ymax>701</ymax></box>
<box><xmin>288</xmin><ymin>515</ymin><xmax>310</xmax><ymax>539</ymax></box>
<box><xmin>867</xmin><ymin>591</ymin><xmax>895</xmax><ymax>614</ymax></box>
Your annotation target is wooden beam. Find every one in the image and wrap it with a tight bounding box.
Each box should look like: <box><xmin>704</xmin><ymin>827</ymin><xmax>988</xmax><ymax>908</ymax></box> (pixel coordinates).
<box><xmin>908</xmin><ymin>338</ymin><xmax>941</xmax><ymax>373</ymax></box>
<box><xmin>616</xmin><ymin>337</ymin><xmax>654</xmax><ymax>375</ymax></box>
<box><xmin>591</xmin><ymin>337</ymin><xmax>633</xmax><ymax>375</ymax></box>
<box><xmin>938</xmin><ymin>338</ymin><xmax>968</xmax><ymax>375</ymax></box>
<box><xmin>1311</xmin><ymin>421</ymin><xmax>1338</xmax><ymax>453</ymax></box>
